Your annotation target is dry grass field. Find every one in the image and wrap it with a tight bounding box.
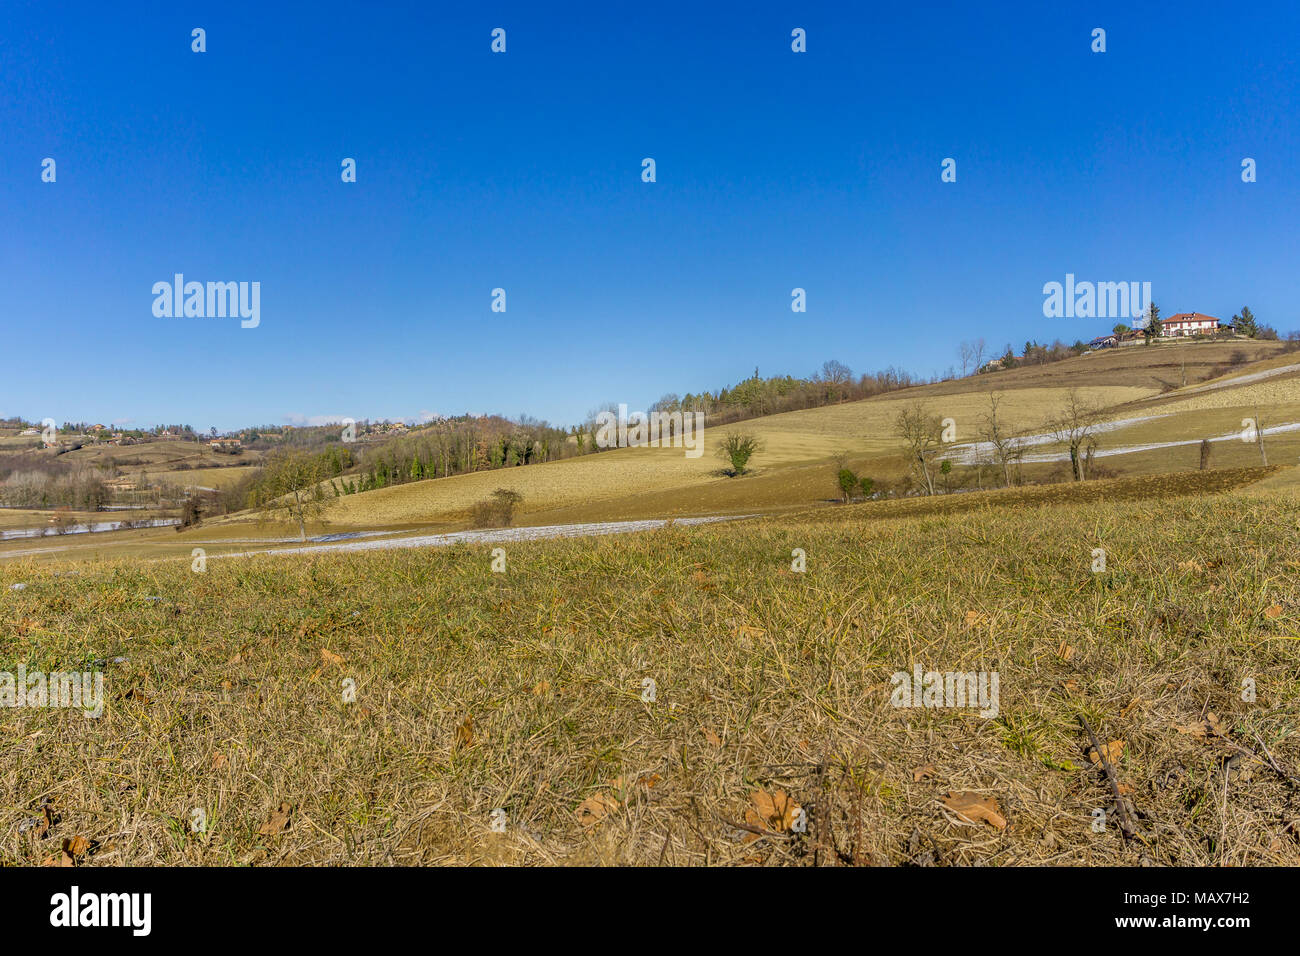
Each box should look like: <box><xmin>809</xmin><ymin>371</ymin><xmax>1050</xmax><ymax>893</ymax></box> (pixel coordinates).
<box><xmin>0</xmin><ymin>509</ymin><xmax>104</xmax><ymax>532</ymax></box>
<box><xmin>138</xmin><ymin>465</ymin><xmax>258</xmax><ymax>491</ymax></box>
<box><xmin>3</xmin><ymin>469</ymin><xmax>1298</xmax><ymax>866</ymax></box>
<box><xmin>0</xmin><ymin>438</ymin><xmax>260</xmax><ymax>483</ymax></box>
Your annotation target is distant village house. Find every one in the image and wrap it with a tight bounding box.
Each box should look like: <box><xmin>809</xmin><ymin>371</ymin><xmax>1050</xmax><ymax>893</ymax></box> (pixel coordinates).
<box><xmin>1161</xmin><ymin>312</ymin><xmax>1219</xmax><ymax>337</ymax></box>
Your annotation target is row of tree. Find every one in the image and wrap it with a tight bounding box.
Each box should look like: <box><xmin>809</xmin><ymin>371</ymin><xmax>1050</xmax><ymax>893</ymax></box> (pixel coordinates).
<box><xmin>332</xmin><ymin>415</ymin><xmax>578</xmax><ymax>493</ymax></box>
<box><xmin>601</xmin><ymin>361</ymin><xmax>930</xmax><ymax>436</ymax></box>
<box><xmin>1</xmin><ymin>468</ymin><xmax>111</xmax><ymax>511</ymax></box>
<box><xmin>893</xmin><ymin>389</ymin><xmax>1107</xmax><ymax>496</ymax></box>
<box><xmin>237</xmin><ymin>414</ymin><xmax>588</xmax><ymax>534</ymax></box>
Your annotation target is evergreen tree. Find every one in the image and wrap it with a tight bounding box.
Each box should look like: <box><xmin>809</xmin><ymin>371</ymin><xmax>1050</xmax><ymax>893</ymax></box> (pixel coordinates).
<box><xmin>1143</xmin><ymin>302</ymin><xmax>1161</xmax><ymax>343</ymax></box>
<box><xmin>1235</xmin><ymin>306</ymin><xmax>1258</xmax><ymax>337</ymax></box>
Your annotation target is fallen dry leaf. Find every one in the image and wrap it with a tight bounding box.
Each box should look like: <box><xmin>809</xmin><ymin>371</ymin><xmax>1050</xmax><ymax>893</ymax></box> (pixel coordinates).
<box><xmin>320</xmin><ymin>648</ymin><xmax>345</xmax><ymax>665</ymax></box>
<box><xmin>913</xmin><ymin>764</ymin><xmax>937</xmax><ymax>782</ymax></box>
<box><xmin>636</xmin><ymin>772</ymin><xmax>662</xmax><ymax>789</ymax></box>
<box><xmin>748</xmin><ymin>789</ymin><xmax>800</xmax><ymax>835</ymax></box>
<box><xmin>1265</xmin><ymin>605</ymin><xmax>1284</xmax><ymax>619</ymax></box>
<box><xmin>703</xmin><ymin>728</ymin><xmax>723</xmax><ymax>748</ymax></box>
<box><xmin>1175</xmin><ymin>712</ymin><xmax>1229</xmax><ymax>739</ymax></box>
<box><xmin>258</xmin><ymin>802</ymin><xmax>293</xmax><ymax>836</ymax></box>
<box><xmin>735</xmin><ymin>624</ymin><xmax>766</xmax><ymax>640</ymax></box>
<box><xmin>576</xmin><ymin>791</ymin><xmax>619</xmax><ymax>827</ymax></box>
<box><xmin>211</xmin><ymin>752</ymin><xmax>228</xmax><ymax>770</ymax></box>
<box><xmin>964</xmin><ymin>610</ymin><xmax>989</xmax><ymax>626</ymax></box>
<box><xmin>741</xmin><ymin>811</ymin><xmax>765</xmax><ymax>843</ymax></box>
<box><xmin>942</xmin><ymin>791</ymin><xmax>1007</xmax><ymax>829</ymax></box>
<box><xmin>454</xmin><ymin>715</ymin><xmax>474</xmax><ymax>750</ymax></box>
<box><xmin>532</xmin><ymin>680</ymin><xmax>550</xmax><ymax>695</ymax></box>
<box><xmin>1088</xmin><ymin>740</ymin><xmax>1125</xmax><ymax>764</ymax></box>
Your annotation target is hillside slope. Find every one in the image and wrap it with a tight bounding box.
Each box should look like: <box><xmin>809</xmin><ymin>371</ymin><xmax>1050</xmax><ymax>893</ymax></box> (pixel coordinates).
<box><xmin>303</xmin><ymin>340</ymin><xmax>1295</xmax><ymax>529</ymax></box>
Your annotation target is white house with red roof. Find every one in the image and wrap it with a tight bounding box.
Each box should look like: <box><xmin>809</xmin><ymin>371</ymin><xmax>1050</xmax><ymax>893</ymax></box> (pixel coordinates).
<box><xmin>1161</xmin><ymin>312</ymin><xmax>1219</xmax><ymax>337</ymax></box>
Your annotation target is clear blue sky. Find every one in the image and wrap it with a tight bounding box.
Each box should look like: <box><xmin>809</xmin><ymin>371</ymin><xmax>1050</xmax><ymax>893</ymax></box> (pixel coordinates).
<box><xmin>2</xmin><ymin>0</ymin><xmax>1297</xmax><ymax>432</ymax></box>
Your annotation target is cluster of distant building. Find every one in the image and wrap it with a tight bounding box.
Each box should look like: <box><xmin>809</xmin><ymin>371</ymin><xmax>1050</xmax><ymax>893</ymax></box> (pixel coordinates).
<box><xmin>19</xmin><ymin>423</ymin><xmax>142</xmax><ymax>448</ymax></box>
<box><xmin>1088</xmin><ymin>312</ymin><xmax>1227</xmax><ymax>349</ymax></box>
<box><xmin>18</xmin><ymin>421</ymin><xmax>244</xmax><ymax>451</ymax></box>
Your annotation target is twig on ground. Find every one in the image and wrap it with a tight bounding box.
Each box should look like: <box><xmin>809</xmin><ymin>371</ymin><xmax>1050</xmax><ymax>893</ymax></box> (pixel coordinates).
<box><xmin>1078</xmin><ymin>713</ymin><xmax>1138</xmax><ymax>844</ymax></box>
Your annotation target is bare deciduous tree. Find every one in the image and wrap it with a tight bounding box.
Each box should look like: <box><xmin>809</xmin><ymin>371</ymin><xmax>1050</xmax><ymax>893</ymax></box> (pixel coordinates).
<box><xmin>980</xmin><ymin>392</ymin><xmax>1025</xmax><ymax>487</ymax></box>
<box><xmin>818</xmin><ymin>360</ymin><xmax>853</xmax><ymax>385</ymax></box>
<box><xmin>894</xmin><ymin>402</ymin><xmax>944</xmax><ymax>495</ymax></box>
<box><xmin>1050</xmin><ymin>389</ymin><xmax>1103</xmax><ymax>481</ymax></box>
<box><xmin>256</xmin><ymin>450</ymin><xmax>328</xmax><ymax>541</ymax></box>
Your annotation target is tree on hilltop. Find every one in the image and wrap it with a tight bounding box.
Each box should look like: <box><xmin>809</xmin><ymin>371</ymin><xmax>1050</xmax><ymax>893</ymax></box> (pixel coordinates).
<box><xmin>1234</xmin><ymin>306</ymin><xmax>1259</xmax><ymax>338</ymax></box>
<box><xmin>1143</xmin><ymin>302</ymin><xmax>1161</xmax><ymax>344</ymax></box>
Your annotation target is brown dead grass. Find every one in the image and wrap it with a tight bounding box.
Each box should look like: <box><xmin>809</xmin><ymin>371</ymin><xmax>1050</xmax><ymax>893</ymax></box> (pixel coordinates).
<box><xmin>2</xmin><ymin>471</ymin><xmax>1298</xmax><ymax>866</ymax></box>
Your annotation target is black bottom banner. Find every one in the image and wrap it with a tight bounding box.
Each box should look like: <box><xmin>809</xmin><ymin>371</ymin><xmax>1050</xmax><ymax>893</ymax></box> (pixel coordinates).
<box><xmin>0</xmin><ymin>865</ymin><xmax>1273</xmax><ymax>942</ymax></box>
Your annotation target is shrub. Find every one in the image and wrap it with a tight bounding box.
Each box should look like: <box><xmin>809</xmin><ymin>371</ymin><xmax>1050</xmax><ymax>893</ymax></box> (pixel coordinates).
<box><xmin>717</xmin><ymin>433</ymin><xmax>762</xmax><ymax>476</ymax></box>
<box><xmin>470</xmin><ymin>488</ymin><xmax>524</xmax><ymax>528</ymax></box>
<box><xmin>837</xmin><ymin>468</ymin><xmax>858</xmax><ymax>502</ymax></box>
<box><xmin>177</xmin><ymin>496</ymin><xmax>203</xmax><ymax>530</ymax></box>
<box><xmin>51</xmin><ymin>506</ymin><xmax>75</xmax><ymax>534</ymax></box>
